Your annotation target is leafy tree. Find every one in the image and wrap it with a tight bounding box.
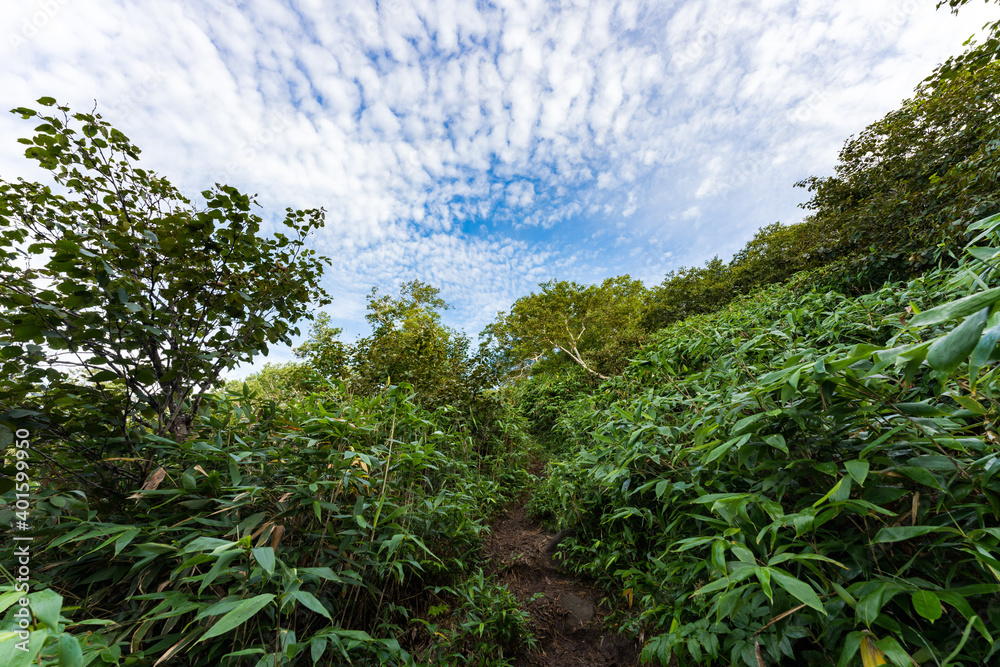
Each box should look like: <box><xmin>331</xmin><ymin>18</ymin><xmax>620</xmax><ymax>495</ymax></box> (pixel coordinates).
<box><xmin>228</xmin><ymin>361</ymin><xmax>322</xmax><ymax>403</ymax></box>
<box><xmin>351</xmin><ymin>280</ymin><xmax>471</xmax><ymax>402</ymax></box>
<box><xmin>727</xmin><ymin>221</ymin><xmax>824</xmax><ymax>293</ymax></box>
<box><xmin>489</xmin><ymin>276</ymin><xmax>647</xmax><ymax>380</ymax></box>
<box><xmin>0</xmin><ymin>98</ymin><xmax>330</xmax><ymax>496</ymax></box>
<box><xmin>293</xmin><ymin>311</ymin><xmax>349</xmax><ymax>379</ymax></box>
<box><xmin>642</xmin><ymin>258</ymin><xmax>734</xmax><ymax>333</ymax></box>
<box><xmin>795</xmin><ymin>27</ymin><xmax>1000</xmax><ymax>286</ymax></box>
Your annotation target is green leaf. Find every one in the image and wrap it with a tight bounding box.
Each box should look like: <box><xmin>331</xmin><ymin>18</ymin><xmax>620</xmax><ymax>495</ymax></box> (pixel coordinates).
<box><xmin>732</xmin><ymin>413</ymin><xmax>766</xmax><ymax>435</ymax></box>
<box><xmin>228</xmin><ymin>458</ymin><xmax>242</xmax><ymax>486</ymax></box>
<box><xmin>971</xmin><ymin>323</ymin><xmax>1000</xmax><ymax>374</ymax></box>
<box><xmin>114</xmin><ymin>528</ymin><xmax>141</xmax><ymax>557</ymax></box>
<box><xmin>764</xmin><ymin>434</ymin><xmax>788</xmax><ymax>453</ymax></box>
<box><xmin>856</xmin><ymin>584</ymin><xmax>889</xmax><ymax>627</ymax></box>
<box><xmin>252</xmin><ymin>547</ymin><xmax>275</xmax><ymax>575</ymax></box>
<box><xmin>813</xmin><ymin>477</ymin><xmax>848</xmax><ymax>507</ymax></box>
<box><xmin>895</xmin><ymin>466</ymin><xmax>943</xmax><ymax>490</ymax></box>
<box><xmin>310</xmin><ymin>637</ymin><xmax>328</xmax><ymax>664</ymax></box>
<box><xmin>755</xmin><ymin>567</ymin><xmax>773</xmax><ymax>602</ymax></box>
<box><xmin>291</xmin><ymin>591</ymin><xmax>332</xmax><ymax>620</ymax></box>
<box><xmin>58</xmin><ymin>633</ymin><xmax>83</xmax><ymax>667</ymax></box>
<box><xmin>836</xmin><ymin>631</ymin><xmax>865</xmax><ymax>667</ymax></box>
<box><xmin>37</xmin><ymin>97</ymin><xmax>57</xmax><ymax>106</ymax></box>
<box><xmin>844</xmin><ymin>460</ymin><xmax>870</xmax><ymax>485</ymax></box>
<box><xmin>197</xmin><ymin>594</ymin><xmax>274</xmax><ymax>643</ymax></box>
<box><xmin>29</xmin><ymin>589</ymin><xmax>63</xmax><ymax>630</ymax></box>
<box><xmin>767</xmin><ymin>568</ymin><xmax>825</xmax><ymax>614</ymax></box>
<box><xmin>910</xmin><ymin>288</ymin><xmax>1000</xmax><ymax>328</ymax></box>
<box><xmin>875</xmin><ymin>635</ymin><xmax>913</xmax><ymax>667</ymax></box>
<box><xmin>926</xmin><ymin>306</ymin><xmax>989</xmax><ymax>372</ymax></box>
<box><xmin>0</xmin><ymin>591</ymin><xmax>24</xmax><ymax>616</ymax></box>
<box><xmin>911</xmin><ymin>590</ymin><xmax>942</xmax><ymax>622</ymax></box>
<box><xmin>89</xmin><ymin>370</ymin><xmax>118</xmax><ymax>383</ymax></box>
<box><xmin>873</xmin><ymin>525</ymin><xmax>958</xmax><ymax>543</ymax></box>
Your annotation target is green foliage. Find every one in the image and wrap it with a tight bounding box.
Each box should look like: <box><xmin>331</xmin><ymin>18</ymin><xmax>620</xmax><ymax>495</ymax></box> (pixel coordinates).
<box><xmin>1</xmin><ymin>383</ymin><xmax>532</xmax><ymax>666</ymax></box>
<box><xmin>488</xmin><ymin>276</ymin><xmax>648</xmax><ymax>380</ymax></box>
<box><xmin>642</xmin><ymin>257</ymin><xmax>736</xmax><ymax>332</ymax></box>
<box><xmin>527</xmin><ymin>211</ymin><xmax>1000</xmax><ymax>665</ymax></box>
<box><xmin>795</xmin><ymin>42</ymin><xmax>1000</xmax><ymax>288</ymax></box>
<box><xmin>228</xmin><ymin>362</ymin><xmax>325</xmax><ymax>405</ymax></box>
<box><xmin>293</xmin><ymin>312</ymin><xmax>349</xmax><ymax>382</ymax></box>
<box><xmin>510</xmin><ymin>369</ymin><xmax>592</xmax><ymax>456</ymax></box>
<box><xmin>351</xmin><ymin>281</ymin><xmax>473</xmax><ymax>404</ymax></box>
<box><xmin>0</xmin><ymin>99</ymin><xmax>330</xmax><ymax>501</ymax></box>
<box><xmin>417</xmin><ymin>570</ymin><xmax>539</xmax><ymax>666</ymax></box>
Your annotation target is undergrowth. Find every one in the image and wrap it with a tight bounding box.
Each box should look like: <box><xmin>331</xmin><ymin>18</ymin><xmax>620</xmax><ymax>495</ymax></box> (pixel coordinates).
<box><xmin>0</xmin><ymin>383</ymin><xmax>534</xmax><ymax>666</ymax></box>
<box><xmin>529</xmin><ymin>213</ymin><xmax>1000</xmax><ymax>666</ymax></box>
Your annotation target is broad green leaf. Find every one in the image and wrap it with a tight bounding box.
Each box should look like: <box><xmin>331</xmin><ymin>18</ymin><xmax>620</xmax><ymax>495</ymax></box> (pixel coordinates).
<box><xmin>813</xmin><ymin>477</ymin><xmax>848</xmax><ymax>507</ymax></box>
<box><xmin>198</xmin><ymin>551</ymin><xmax>240</xmax><ymax>594</ymax></box>
<box><xmin>909</xmin><ymin>288</ymin><xmax>1000</xmax><ymax>328</ymax></box>
<box><xmin>755</xmin><ymin>567</ymin><xmax>773</xmax><ymax>602</ymax></box>
<box><xmin>767</xmin><ymin>567</ymin><xmax>825</xmax><ymax>613</ymax></box>
<box><xmin>711</xmin><ymin>540</ymin><xmax>726</xmax><ymax>575</ymax></box>
<box><xmin>836</xmin><ymin>631</ymin><xmax>865</xmax><ymax>667</ymax></box>
<box><xmin>28</xmin><ymin>589</ymin><xmax>63</xmax><ymax>630</ymax></box>
<box><xmin>198</xmin><ymin>594</ymin><xmax>275</xmax><ymax>643</ymax></box>
<box><xmin>926</xmin><ymin>306</ymin><xmax>989</xmax><ymax>372</ymax></box>
<box><xmin>845</xmin><ymin>460</ymin><xmax>870</xmax><ymax>485</ymax></box>
<box><xmin>856</xmin><ymin>584</ymin><xmax>889</xmax><ymax>627</ymax></box>
<box><xmin>252</xmin><ymin>547</ymin><xmax>275</xmax><ymax>575</ymax></box>
<box><xmin>0</xmin><ymin>591</ymin><xmax>24</xmax><ymax>616</ymax></box>
<box><xmin>732</xmin><ymin>413</ymin><xmax>766</xmax><ymax>435</ymax></box>
<box><xmin>895</xmin><ymin>466</ymin><xmax>943</xmax><ymax>490</ymax></box>
<box><xmin>310</xmin><ymin>637</ymin><xmax>328</xmax><ymax>665</ymax></box>
<box><xmin>911</xmin><ymin>590</ymin><xmax>942</xmax><ymax>622</ymax></box>
<box><xmin>114</xmin><ymin>528</ymin><xmax>141</xmax><ymax>557</ymax></box>
<box><xmin>0</xmin><ymin>629</ymin><xmax>46</xmax><ymax>667</ymax></box>
<box><xmin>970</xmin><ymin>323</ymin><xmax>1000</xmax><ymax>373</ymax></box>
<box><xmin>874</xmin><ymin>636</ymin><xmax>911</xmax><ymax>666</ymax></box>
<box><xmin>764</xmin><ymin>434</ymin><xmax>787</xmax><ymax>453</ymax></box>
<box><xmin>873</xmin><ymin>525</ymin><xmax>958</xmax><ymax>543</ymax></box>
<box><xmin>58</xmin><ymin>633</ymin><xmax>83</xmax><ymax>667</ymax></box>
<box><xmin>291</xmin><ymin>591</ymin><xmax>332</xmax><ymax>620</ymax></box>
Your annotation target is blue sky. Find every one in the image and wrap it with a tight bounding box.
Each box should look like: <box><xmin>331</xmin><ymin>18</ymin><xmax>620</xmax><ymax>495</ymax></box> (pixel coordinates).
<box><xmin>1</xmin><ymin>0</ymin><xmax>996</xmax><ymax>377</ymax></box>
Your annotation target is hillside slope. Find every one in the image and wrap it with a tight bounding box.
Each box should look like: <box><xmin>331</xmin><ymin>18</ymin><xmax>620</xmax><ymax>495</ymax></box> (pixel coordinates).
<box><xmin>526</xmin><ymin>213</ymin><xmax>1000</xmax><ymax>666</ymax></box>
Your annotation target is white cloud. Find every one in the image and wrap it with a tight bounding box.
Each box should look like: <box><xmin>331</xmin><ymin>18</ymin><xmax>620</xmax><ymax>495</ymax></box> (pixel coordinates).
<box><xmin>0</xmin><ymin>0</ymin><xmax>995</xmax><ymax>379</ymax></box>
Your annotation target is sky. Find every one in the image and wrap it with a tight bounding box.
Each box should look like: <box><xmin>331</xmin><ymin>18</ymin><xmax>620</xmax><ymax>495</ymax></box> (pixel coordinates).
<box><xmin>1</xmin><ymin>0</ymin><xmax>997</xmax><ymax>377</ymax></box>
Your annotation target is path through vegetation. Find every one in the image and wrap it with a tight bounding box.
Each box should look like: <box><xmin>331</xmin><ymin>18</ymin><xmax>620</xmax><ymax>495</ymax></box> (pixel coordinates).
<box><xmin>483</xmin><ymin>502</ymin><xmax>641</xmax><ymax>666</ymax></box>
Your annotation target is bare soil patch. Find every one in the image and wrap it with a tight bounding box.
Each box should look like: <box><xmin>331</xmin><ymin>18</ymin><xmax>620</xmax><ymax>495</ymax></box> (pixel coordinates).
<box><xmin>482</xmin><ymin>504</ymin><xmax>642</xmax><ymax>666</ymax></box>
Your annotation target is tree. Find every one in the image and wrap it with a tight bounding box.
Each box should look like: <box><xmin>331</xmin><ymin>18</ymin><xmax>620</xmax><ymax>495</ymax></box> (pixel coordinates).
<box><xmin>489</xmin><ymin>276</ymin><xmax>648</xmax><ymax>380</ymax></box>
<box><xmin>350</xmin><ymin>280</ymin><xmax>471</xmax><ymax>402</ymax></box>
<box><xmin>641</xmin><ymin>258</ymin><xmax>734</xmax><ymax>334</ymax></box>
<box><xmin>0</xmin><ymin>98</ymin><xmax>330</xmax><ymax>496</ymax></box>
<box><xmin>293</xmin><ymin>311</ymin><xmax>349</xmax><ymax>380</ymax></box>
<box><xmin>794</xmin><ymin>25</ymin><xmax>1000</xmax><ymax>286</ymax></box>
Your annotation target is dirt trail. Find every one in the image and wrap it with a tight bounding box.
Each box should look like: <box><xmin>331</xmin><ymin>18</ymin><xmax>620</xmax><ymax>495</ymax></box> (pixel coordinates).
<box><xmin>482</xmin><ymin>503</ymin><xmax>641</xmax><ymax>666</ymax></box>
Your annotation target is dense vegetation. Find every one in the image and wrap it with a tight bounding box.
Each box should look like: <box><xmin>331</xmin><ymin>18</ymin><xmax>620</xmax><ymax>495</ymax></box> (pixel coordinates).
<box><xmin>0</xmin><ymin>100</ymin><xmax>534</xmax><ymax>666</ymax></box>
<box><xmin>3</xmin><ymin>2</ymin><xmax>1000</xmax><ymax>666</ymax></box>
